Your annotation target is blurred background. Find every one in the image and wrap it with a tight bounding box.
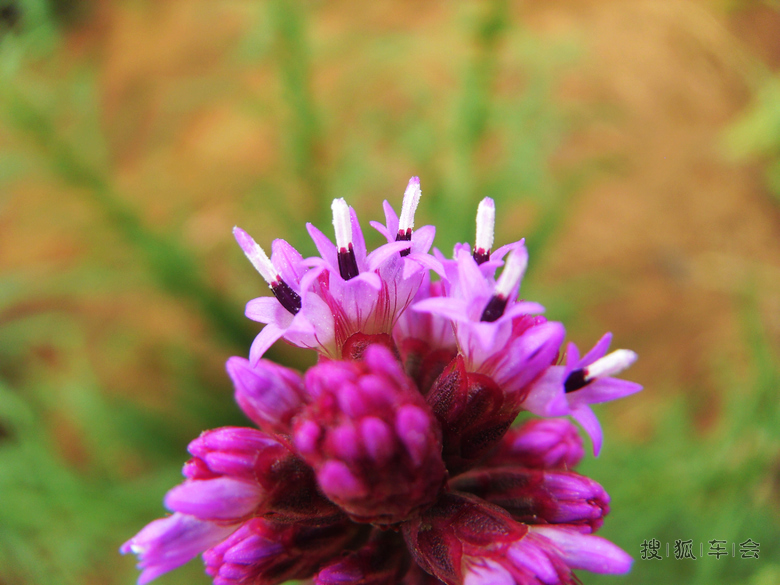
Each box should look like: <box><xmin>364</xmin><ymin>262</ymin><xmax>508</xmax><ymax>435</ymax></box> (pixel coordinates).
<box><xmin>0</xmin><ymin>0</ymin><xmax>779</xmax><ymax>583</ymax></box>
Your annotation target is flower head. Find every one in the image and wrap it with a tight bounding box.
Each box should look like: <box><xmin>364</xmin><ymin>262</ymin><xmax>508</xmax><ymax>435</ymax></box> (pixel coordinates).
<box><xmin>123</xmin><ymin>181</ymin><xmax>641</xmax><ymax>585</ymax></box>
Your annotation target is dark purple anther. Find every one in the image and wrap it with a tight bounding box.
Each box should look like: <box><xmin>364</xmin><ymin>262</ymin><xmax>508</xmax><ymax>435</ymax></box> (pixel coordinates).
<box><xmin>396</xmin><ymin>228</ymin><xmax>412</xmax><ymax>257</ymax></box>
<box><xmin>564</xmin><ymin>368</ymin><xmax>590</xmax><ymax>393</ymax></box>
<box><xmin>337</xmin><ymin>244</ymin><xmax>360</xmax><ymax>280</ymax></box>
<box><xmin>271</xmin><ymin>279</ymin><xmax>302</xmax><ymax>315</ymax></box>
<box><xmin>473</xmin><ymin>248</ymin><xmax>490</xmax><ymax>265</ymax></box>
<box><xmin>480</xmin><ymin>295</ymin><xmax>508</xmax><ymax>322</ymax></box>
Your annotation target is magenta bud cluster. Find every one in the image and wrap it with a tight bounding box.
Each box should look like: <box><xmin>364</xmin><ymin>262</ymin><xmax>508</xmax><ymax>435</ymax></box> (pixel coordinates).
<box><xmin>123</xmin><ymin>179</ymin><xmax>642</xmax><ymax>585</ymax></box>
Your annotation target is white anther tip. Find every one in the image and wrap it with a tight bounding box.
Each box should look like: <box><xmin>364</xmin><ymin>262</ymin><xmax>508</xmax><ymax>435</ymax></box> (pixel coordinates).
<box><xmin>331</xmin><ymin>198</ymin><xmax>353</xmax><ymax>250</ymax></box>
<box><xmin>233</xmin><ymin>226</ymin><xmax>277</xmax><ymax>285</ymax></box>
<box><xmin>475</xmin><ymin>197</ymin><xmax>496</xmax><ymax>253</ymax></box>
<box><xmin>585</xmin><ymin>349</ymin><xmax>637</xmax><ymax>380</ymax></box>
<box><xmin>399</xmin><ymin>177</ymin><xmax>422</xmax><ymax>232</ymax></box>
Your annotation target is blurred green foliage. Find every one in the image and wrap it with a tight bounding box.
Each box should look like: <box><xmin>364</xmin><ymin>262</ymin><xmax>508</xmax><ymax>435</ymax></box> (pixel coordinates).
<box><xmin>0</xmin><ymin>1</ymin><xmax>778</xmax><ymax>585</ymax></box>
<box><xmin>725</xmin><ymin>75</ymin><xmax>780</xmax><ymax>204</ymax></box>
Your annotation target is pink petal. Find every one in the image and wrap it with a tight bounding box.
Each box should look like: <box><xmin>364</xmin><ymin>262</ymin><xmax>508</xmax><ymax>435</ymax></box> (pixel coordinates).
<box><xmin>571</xmin><ymin>405</ymin><xmax>603</xmax><ymax>457</ymax></box>
<box><xmin>581</xmin><ymin>333</ymin><xmax>613</xmax><ymax>366</ymax></box>
<box><xmin>531</xmin><ymin>526</ymin><xmax>633</xmax><ymax>574</ymax></box>
<box><xmin>306</xmin><ymin>223</ymin><xmax>338</xmax><ymax>271</ymax></box>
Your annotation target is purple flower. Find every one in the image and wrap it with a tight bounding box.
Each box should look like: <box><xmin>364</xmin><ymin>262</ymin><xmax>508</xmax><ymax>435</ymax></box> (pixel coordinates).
<box><xmin>123</xmin><ymin>185</ymin><xmax>640</xmax><ymax>585</ymax></box>
<box><xmin>522</xmin><ymin>333</ymin><xmax>643</xmax><ymax>455</ymax></box>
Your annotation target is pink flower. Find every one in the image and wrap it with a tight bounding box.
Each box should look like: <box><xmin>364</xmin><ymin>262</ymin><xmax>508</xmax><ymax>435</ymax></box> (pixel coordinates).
<box><xmin>123</xmin><ymin>184</ymin><xmax>641</xmax><ymax>585</ymax></box>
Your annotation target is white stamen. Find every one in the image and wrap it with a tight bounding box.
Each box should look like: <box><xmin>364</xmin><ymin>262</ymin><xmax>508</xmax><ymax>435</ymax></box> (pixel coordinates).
<box><xmin>233</xmin><ymin>226</ymin><xmax>277</xmax><ymax>285</ymax></box>
<box><xmin>475</xmin><ymin>197</ymin><xmax>495</xmax><ymax>253</ymax></box>
<box><xmin>585</xmin><ymin>350</ymin><xmax>637</xmax><ymax>381</ymax></box>
<box><xmin>398</xmin><ymin>176</ymin><xmax>422</xmax><ymax>232</ymax></box>
<box><xmin>331</xmin><ymin>198</ymin><xmax>353</xmax><ymax>250</ymax></box>
<box><xmin>494</xmin><ymin>247</ymin><xmax>528</xmax><ymax>298</ymax></box>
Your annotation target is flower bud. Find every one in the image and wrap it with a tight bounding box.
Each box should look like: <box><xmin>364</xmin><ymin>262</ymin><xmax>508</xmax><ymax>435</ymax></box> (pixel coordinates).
<box><xmin>293</xmin><ymin>345</ymin><xmax>446</xmax><ymax>525</ymax></box>
<box><xmin>403</xmin><ymin>492</ymin><xmax>631</xmax><ymax>585</ymax></box>
<box><xmin>484</xmin><ymin>418</ymin><xmax>584</xmax><ymax>470</ymax></box>
<box><xmin>314</xmin><ymin>530</ymin><xmax>409</xmax><ymax>585</ymax></box>
<box><xmin>425</xmin><ymin>356</ymin><xmax>519</xmax><ymax>475</ymax></box>
<box><xmin>226</xmin><ymin>357</ymin><xmax>306</xmax><ymax>434</ymax></box>
<box><xmin>204</xmin><ymin>518</ymin><xmax>363</xmax><ymax>585</ymax></box>
<box><xmin>174</xmin><ymin>427</ymin><xmax>341</xmax><ymax>525</ymax></box>
<box><xmin>450</xmin><ymin>467</ymin><xmax>610</xmax><ymax>533</ymax></box>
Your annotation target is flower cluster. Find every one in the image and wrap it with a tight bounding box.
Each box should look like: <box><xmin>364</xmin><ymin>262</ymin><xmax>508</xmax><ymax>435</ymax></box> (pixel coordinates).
<box><xmin>122</xmin><ymin>178</ymin><xmax>642</xmax><ymax>585</ymax></box>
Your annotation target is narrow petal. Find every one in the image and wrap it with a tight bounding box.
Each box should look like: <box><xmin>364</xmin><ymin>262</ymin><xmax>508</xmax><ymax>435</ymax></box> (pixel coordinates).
<box><xmin>245</xmin><ymin>297</ymin><xmax>292</xmax><ymax>325</ymax></box>
<box><xmin>532</xmin><ymin>526</ymin><xmax>633</xmax><ymax>574</ymax></box>
<box><xmin>581</xmin><ymin>332</ymin><xmax>612</xmax><ymax>366</ymax></box>
<box><xmin>121</xmin><ymin>513</ymin><xmax>235</xmax><ymax>585</ymax></box>
<box><xmin>522</xmin><ymin>367</ymin><xmax>569</xmax><ymax>417</ymax></box>
<box><xmin>164</xmin><ymin>477</ymin><xmax>263</xmax><ymax>521</ymax></box>
<box><xmin>407</xmin><ymin>252</ymin><xmax>445</xmax><ymax>277</ymax></box>
<box><xmin>383</xmin><ymin>199</ymin><xmax>400</xmax><ymax>236</ymax></box>
<box><xmin>306</xmin><ymin>223</ymin><xmax>338</xmax><ymax>271</ymax></box>
<box><xmin>270</xmin><ymin>239</ymin><xmax>306</xmax><ymax>290</ymax></box>
<box><xmin>248</xmin><ymin>324</ymin><xmax>285</xmax><ymax>365</ymax></box>
<box><xmin>571</xmin><ymin>405</ymin><xmax>604</xmax><ymax>457</ymax></box>
<box><xmin>411</xmin><ymin>225</ymin><xmax>436</xmax><ymax>254</ymax></box>
<box><xmin>413</xmin><ymin>297</ymin><xmax>471</xmax><ymax>323</ymax></box>
<box><xmin>566</xmin><ymin>378</ymin><xmax>643</xmax><ymax>407</ymax></box>
<box><xmin>564</xmin><ymin>342</ymin><xmax>580</xmax><ymax>370</ymax></box>
<box><xmin>349</xmin><ymin>206</ymin><xmax>368</xmax><ymax>269</ymax></box>
<box><xmin>369</xmin><ymin>219</ymin><xmax>393</xmax><ymax>243</ymax></box>
<box><xmin>366</xmin><ymin>240</ymin><xmax>416</xmax><ymax>270</ymax></box>
<box><xmin>501</xmin><ymin>301</ymin><xmax>546</xmax><ymax>320</ymax></box>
